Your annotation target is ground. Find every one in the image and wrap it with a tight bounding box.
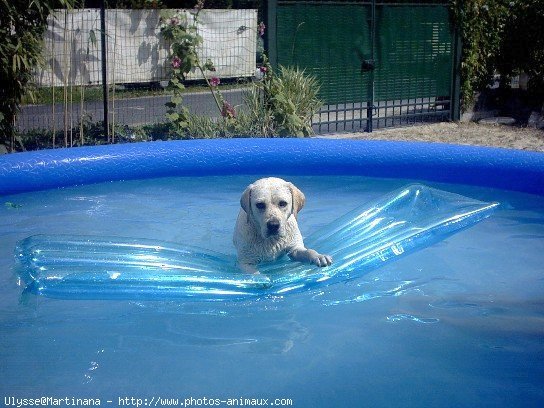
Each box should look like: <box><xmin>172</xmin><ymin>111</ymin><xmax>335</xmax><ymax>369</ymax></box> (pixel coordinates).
<box><xmin>318</xmin><ymin>122</ymin><xmax>544</xmax><ymax>152</ymax></box>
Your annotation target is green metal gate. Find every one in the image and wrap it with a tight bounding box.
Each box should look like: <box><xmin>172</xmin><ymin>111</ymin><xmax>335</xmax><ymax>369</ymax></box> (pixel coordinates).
<box><xmin>266</xmin><ymin>0</ymin><xmax>460</xmax><ymax>133</ymax></box>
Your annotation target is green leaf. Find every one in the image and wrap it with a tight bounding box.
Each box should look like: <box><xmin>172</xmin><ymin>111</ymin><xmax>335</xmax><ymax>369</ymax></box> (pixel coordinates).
<box><xmin>170</xmin><ymin>96</ymin><xmax>183</xmax><ymax>105</ymax></box>
<box><xmin>166</xmin><ymin>112</ymin><xmax>180</xmax><ymax>121</ymax></box>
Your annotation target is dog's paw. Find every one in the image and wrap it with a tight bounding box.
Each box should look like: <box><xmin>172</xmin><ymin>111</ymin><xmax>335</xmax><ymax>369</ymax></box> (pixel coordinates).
<box><xmin>311</xmin><ymin>254</ymin><xmax>333</xmax><ymax>267</ymax></box>
<box><xmin>238</xmin><ymin>263</ymin><xmax>260</xmax><ymax>274</ymax></box>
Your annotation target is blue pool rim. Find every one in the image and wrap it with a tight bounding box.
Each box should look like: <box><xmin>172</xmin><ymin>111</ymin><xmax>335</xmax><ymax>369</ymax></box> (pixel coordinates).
<box><xmin>1</xmin><ymin>138</ymin><xmax>543</xmax><ymax>196</ymax></box>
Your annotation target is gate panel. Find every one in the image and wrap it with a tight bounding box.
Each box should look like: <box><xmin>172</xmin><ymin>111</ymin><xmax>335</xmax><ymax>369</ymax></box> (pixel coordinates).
<box><xmin>275</xmin><ymin>1</ymin><xmax>373</xmax><ymax>132</ymax></box>
<box><xmin>373</xmin><ymin>3</ymin><xmax>453</xmax><ymax>128</ymax></box>
<box><xmin>270</xmin><ymin>0</ymin><xmax>457</xmax><ymax>133</ymax></box>
<box><xmin>277</xmin><ymin>2</ymin><xmax>372</xmax><ymax>104</ymax></box>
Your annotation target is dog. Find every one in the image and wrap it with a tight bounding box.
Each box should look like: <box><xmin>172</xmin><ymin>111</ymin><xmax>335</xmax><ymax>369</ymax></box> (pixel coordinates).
<box><xmin>233</xmin><ymin>177</ymin><xmax>333</xmax><ymax>274</ymax></box>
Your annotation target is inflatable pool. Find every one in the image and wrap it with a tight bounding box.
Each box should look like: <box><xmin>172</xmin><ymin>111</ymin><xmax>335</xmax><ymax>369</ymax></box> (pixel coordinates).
<box><xmin>2</xmin><ymin>138</ymin><xmax>542</xmax><ymax>407</ymax></box>
<box><xmin>1</xmin><ymin>139</ymin><xmax>543</xmax><ymax>196</ymax></box>
<box><xmin>3</xmin><ymin>138</ymin><xmax>542</xmax><ymax>300</ymax></box>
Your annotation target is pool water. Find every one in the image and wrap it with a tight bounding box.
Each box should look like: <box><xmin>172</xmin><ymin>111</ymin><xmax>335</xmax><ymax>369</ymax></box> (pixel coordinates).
<box><xmin>1</xmin><ymin>175</ymin><xmax>543</xmax><ymax>407</ymax></box>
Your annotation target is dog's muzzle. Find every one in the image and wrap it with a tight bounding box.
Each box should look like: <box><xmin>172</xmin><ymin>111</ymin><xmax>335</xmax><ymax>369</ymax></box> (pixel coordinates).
<box><xmin>266</xmin><ymin>219</ymin><xmax>281</xmax><ymax>236</ymax></box>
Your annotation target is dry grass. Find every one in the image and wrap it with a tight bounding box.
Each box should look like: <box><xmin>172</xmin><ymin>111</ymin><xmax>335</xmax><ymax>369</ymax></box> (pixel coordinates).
<box><xmin>319</xmin><ymin>122</ymin><xmax>544</xmax><ymax>152</ymax></box>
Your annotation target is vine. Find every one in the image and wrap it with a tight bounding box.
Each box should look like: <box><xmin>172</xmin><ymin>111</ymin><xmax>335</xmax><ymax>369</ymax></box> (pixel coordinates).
<box><xmin>0</xmin><ymin>0</ymin><xmax>74</xmax><ymax>152</ymax></box>
<box><xmin>159</xmin><ymin>1</ymin><xmax>229</xmax><ymax>132</ymax></box>
<box><xmin>451</xmin><ymin>0</ymin><xmax>544</xmax><ymax>109</ymax></box>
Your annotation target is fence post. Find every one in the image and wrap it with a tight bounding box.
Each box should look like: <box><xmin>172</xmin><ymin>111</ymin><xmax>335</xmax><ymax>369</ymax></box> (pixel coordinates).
<box><xmin>366</xmin><ymin>0</ymin><xmax>376</xmax><ymax>132</ymax></box>
<box><xmin>100</xmin><ymin>0</ymin><xmax>110</xmax><ymax>141</ymax></box>
<box><xmin>451</xmin><ymin>24</ymin><xmax>462</xmax><ymax>121</ymax></box>
<box><xmin>265</xmin><ymin>0</ymin><xmax>278</xmax><ymax>68</ymax></box>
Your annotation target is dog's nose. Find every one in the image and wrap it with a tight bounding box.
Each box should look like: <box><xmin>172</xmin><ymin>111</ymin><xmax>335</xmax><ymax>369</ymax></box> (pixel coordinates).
<box><xmin>267</xmin><ymin>220</ymin><xmax>280</xmax><ymax>235</ymax></box>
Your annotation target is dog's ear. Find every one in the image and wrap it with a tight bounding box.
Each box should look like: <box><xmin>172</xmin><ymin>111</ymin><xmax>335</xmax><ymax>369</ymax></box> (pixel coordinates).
<box><xmin>240</xmin><ymin>184</ymin><xmax>253</xmax><ymax>223</ymax></box>
<box><xmin>288</xmin><ymin>183</ymin><xmax>305</xmax><ymax>218</ymax></box>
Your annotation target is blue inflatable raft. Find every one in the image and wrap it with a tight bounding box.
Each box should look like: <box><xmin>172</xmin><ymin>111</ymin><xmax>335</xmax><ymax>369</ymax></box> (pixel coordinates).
<box><xmin>15</xmin><ymin>184</ymin><xmax>498</xmax><ymax>301</ymax></box>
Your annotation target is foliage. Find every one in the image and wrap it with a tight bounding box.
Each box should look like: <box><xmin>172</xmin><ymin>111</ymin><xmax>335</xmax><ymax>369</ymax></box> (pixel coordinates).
<box><xmin>113</xmin><ymin>0</ymin><xmax>164</xmax><ymax>8</ymax></box>
<box><xmin>497</xmin><ymin>0</ymin><xmax>544</xmax><ymax>95</ymax></box>
<box><xmin>452</xmin><ymin>0</ymin><xmax>544</xmax><ymax>109</ymax></box>
<box><xmin>157</xmin><ymin>0</ymin><xmax>321</xmax><ymax>141</ymax></box>
<box><xmin>101</xmin><ymin>0</ymin><xmax>258</xmax><ymax>9</ymax></box>
<box><xmin>451</xmin><ymin>0</ymin><xmax>508</xmax><ymax>109</ymax></box>
<box><xmin>14</xmin><ymin>60</ymin><xmax>323</xmax><ymax>150</ymax></box>
<box><xmin>17</xmin><ymin>120</ymin><xmax>155</xmax><ymax>151</ymax></box>
<box><xmin>258</xmin><ymin>61</ymin><xmax>322</xmax><ymax>137</ymax></box>
<box><xmin>159</xmin><ymin>3</ymin><xmax>224</xmax><ymax>133</ymax></box>
<box><xmin>0</xmin><ymin>0</ymin><xmax>74</xmax><ymax>152</ymax></box>
<box><xmin>14</xmin><ymin>117</ymin><xmax>254</xmax><ymax>150</ymax></box>
<box><xmin>157</xmin><ymin>2</ymin><xmax>302</xmax><ymax>138</ymax></box>
<box><xmin>177</xmin><ymin>62</ymin><xmax>322</xmax><ymax>139</ymax></box>
<box><xmin>13</xmin><ymin>64</ymin><xmax>322</xmax><ymax>151</ymax></box>
<box><xmin>178</xmin><ymin>111</ymin><xmax>260</xmax><ymax>139</ymax></box>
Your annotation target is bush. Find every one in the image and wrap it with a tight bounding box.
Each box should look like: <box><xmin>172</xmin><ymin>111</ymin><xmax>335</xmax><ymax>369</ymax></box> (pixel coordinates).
<box><xmin>266</xmin><ymin>65</ymin><xmax>322</xmax><ymax>137</ymax></box>
<box><xmin>167</xmin><ymin>64</ymin><xmax>323</xmax><ymax>139</ymax></box>
<box><xmin>452</xmin><ymin>0</ymin><xmax>508</xmax><ymax>109</ymax></box>
<box><xmin>16</xmin><ymin>120</ymin><xmax>158</xmax><ymax>150</ymax></box>
<box><xmin>498</xmin><ymin>0</ymin><xmax>544</xmax><ymax>95</ymax></box>
<box><xmin>452</xmin><ymin>0</ymin><xmax>544</xmax><ymax>110</ymax></box>
<box><xmin>0</xmin><ymin>0</ymin><xmax>74</xmax><ymax>152</ymax></box>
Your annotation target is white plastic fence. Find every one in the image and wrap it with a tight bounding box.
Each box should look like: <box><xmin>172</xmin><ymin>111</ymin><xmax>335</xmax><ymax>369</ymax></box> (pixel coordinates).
<box><xmin>35</xmin><ymin>9</ymin><xmax>258</xmax><ymax>87</ymax></box>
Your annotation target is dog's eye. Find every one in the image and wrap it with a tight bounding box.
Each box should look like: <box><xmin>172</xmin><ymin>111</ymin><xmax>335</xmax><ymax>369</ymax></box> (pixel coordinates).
<box><xmin>279</xmin><ymin>201</ymin><xmax>288</xmax><ymax>208</ymax></box>
<box><xmin>255</xmin><ymin>202</ymin><xmax>266</xmax><ymax>210</ymax></box>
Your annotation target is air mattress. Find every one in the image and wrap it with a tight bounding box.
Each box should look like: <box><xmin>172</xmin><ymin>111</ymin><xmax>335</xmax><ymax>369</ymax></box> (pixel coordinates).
<box><xmin>16</xmin><ymin>184</ymin><xmax>499</xmax><ymax>301</ymax></box>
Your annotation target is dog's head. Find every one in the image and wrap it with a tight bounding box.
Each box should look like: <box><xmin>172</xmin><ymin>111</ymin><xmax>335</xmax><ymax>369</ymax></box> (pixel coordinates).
<box><xmin>240</xmin><ymin>177</ymin><xmax>305</xmax><ymax>239</ymax></box>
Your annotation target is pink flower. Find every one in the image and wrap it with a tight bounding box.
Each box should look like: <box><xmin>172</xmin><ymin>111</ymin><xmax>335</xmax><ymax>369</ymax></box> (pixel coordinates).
<box><xmin>210</xmin><ymin>77</ymin><xmax>220</xmax><ymax>87</ymax></box>
<box><xmin>195</xmin><ymin>0</ymin><xmax>205</xmax><ymax>11</ymax></box>
<box><xmin>259</xmin><ymin>66</ymin><xmax>268</xmax><ymax>73</ymax></box>
<box><xmin>171</xmin><ymin>56</ymin><xmax>182</xmax><ymax>68</ymax></box>
<box><xmin>169</xmin><ymin>16</ymin><xmax>180</xmax><ymax>26</ymax></box>
<box><xmin>221</xmin><ymin>101</ymin><xmax>236</xmax><ymax>119</ymax></box>
<box><xmin>258</xmin><ymin>22</ymin><xmax>266</xmax><ymax>37</ymax></box>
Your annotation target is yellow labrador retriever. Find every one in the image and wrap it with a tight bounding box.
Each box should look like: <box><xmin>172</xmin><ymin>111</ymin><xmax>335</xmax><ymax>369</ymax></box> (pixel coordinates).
<box><xmin>233</xmin><ymin>177</ymin><xmax>333</xmax><ymax>274</ymax></box>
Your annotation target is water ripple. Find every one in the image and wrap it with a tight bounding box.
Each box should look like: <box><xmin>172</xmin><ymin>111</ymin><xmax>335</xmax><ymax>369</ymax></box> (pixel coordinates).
<box><xmin>386</xmin><ymin>314</ymin><xmax>440</xmax><ymax>324</ymax></box>
<box><xmin>317</xmin><ymin>279</ymin><xmax>424</xmax><ymax>306</ymax></box>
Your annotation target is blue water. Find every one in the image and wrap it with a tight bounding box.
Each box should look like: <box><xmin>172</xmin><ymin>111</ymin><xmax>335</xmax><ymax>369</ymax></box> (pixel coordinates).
<box><xmin>1</xmin><ymin>175</ymin><xmax>543</xmax><ymax>407</ymax></box>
